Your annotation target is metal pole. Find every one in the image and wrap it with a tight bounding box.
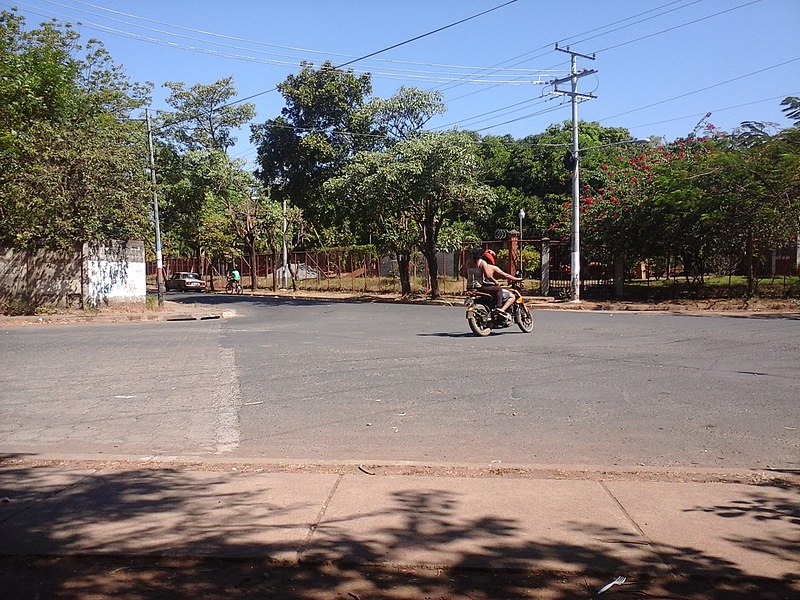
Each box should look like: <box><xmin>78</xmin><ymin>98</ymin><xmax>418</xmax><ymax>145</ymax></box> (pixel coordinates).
<box><xmin>281</xmin><ymin>198</ymin><xmax>288</xmax><ymax>288</ymax></box>
<box><xmin>145</xmin><ymin>108</ymin><xmax>165</xmax><ymax>307</ymax></box>
<box><xmin>569</xmin><ymin>53</ymin><xmax>582</xmax><ymax>303</ymax></box>
<box><xmin>552</xmin><ymin>45</ymin><xmax>595</xmax><ymax>303</ymax></box>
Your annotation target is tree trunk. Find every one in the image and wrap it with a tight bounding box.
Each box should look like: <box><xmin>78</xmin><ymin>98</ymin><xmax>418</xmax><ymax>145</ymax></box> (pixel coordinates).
<box><xmin>271</xmin><ymin>249</ymin><xmax>278</xmax><ymax>292</ymax></box>
<box><xmin>745</xmin><ymin>234</ymin><xmax>754</xmax><ymax>297</ymax></box>
<box><xmin>249</xmin><ymin>245</ymin><xmax>258</xmax><ymax>291</ymax></box>
<box><xmin>397</xmin><ymin>253</ymin><xmax>412</xmax><ymax>296</ymax></box>
<box><xmin>613</xmin><ymin>254</ymin><xmax>625</xmax><ymax>299</ymax></box>
<box><xmin>423</xmin><ymin>248</ymin><xmax>439</xmax><ymax>299</ymax></box>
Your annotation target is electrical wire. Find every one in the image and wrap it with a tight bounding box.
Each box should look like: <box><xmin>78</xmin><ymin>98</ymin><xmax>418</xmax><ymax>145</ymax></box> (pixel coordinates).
<box><xmin>18</xmin><ymin>0</ymin><xmax>544</xmax><ymax>84</ymax></box>
<box><xmin>625</xmin><ymin>93</ymin><xmax>800</xmax><ymax>132</ymax></box>
<box><xmin>10</xmin><ymin>0</ymin><xmax>788</xmax><ymax>148</ymax></box>
<box><xmin>599</xmin><ymin>57</ymin><xmax>800</xmax><ymax>122</ymax></box>
<box><xmin>53</xmin><ymin>0</ymin><xmax>536</xmax><ymax>72</ymax></box>
<box><xmin>432</xmin><ymin>0</ymin><xmax>705</xmax><ymax>97</ymax></box>
<box><xmin>594</xmin><ymin>0</ymin><xmax>763</xmax><ymax>53</ymax></box>
<box><xmin>235</xmin><ymin>0</ymin><xmax>521</xmax><ymax>104</ymax></box>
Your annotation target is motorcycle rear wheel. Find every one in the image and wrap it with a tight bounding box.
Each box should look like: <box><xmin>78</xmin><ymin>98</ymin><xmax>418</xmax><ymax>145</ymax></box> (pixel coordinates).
<box><xmin>515</xmin><ymin>303</ymin><xmax>534</xmax><ymax>333</ymax></box>
<box><xmin>467</xmin><ymin>304</ymin><xmax>492</xmax><ymax>337</ymax></box>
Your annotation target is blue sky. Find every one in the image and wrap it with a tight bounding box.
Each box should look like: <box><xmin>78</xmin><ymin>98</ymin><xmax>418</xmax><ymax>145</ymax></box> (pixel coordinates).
<box><xmin>6</xmin><ymin>0</ymin><xmax>800</xmax><ymax>166</ymax></box>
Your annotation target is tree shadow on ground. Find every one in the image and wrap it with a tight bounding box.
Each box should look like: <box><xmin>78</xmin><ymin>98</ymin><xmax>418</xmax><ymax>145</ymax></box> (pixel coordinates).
<box><xmin>0</xmin><ymin>462</ymin><xmax>797</xmax><ymax>599</ymax></box>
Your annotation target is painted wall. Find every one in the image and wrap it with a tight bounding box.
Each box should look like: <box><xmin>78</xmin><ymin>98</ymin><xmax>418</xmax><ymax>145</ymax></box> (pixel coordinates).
<box><xmin>0</xmin><ymin>241</ymin><xmax>146</xmax><ymax>308</ymax></box>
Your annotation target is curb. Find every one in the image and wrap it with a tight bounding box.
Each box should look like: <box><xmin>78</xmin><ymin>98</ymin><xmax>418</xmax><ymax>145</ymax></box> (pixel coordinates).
<box><xmin>0</xmin><ymin>309</ymin><xmax>236</xmax><ymax>326</ymax></box>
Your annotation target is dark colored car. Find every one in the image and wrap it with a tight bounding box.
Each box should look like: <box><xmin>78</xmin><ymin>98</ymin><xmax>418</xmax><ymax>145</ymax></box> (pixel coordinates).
<box><xmin>165</xmin><ymin>272</ymin><xmax>207</xmax><ymax>292</ymax></box>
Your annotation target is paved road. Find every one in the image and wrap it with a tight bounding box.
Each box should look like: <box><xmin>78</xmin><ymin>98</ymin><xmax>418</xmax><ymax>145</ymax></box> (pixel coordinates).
<box><xmin>2</xmin><ymin>296</ymin><xmax>798</xmax><ymax>469</ymax></box>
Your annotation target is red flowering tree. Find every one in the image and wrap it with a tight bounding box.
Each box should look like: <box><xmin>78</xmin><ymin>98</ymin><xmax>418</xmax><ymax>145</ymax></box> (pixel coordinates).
<box><xmin>553</xmin><ymin>129</ymin><xmax>719</xmax><ymax>281</ymax></box>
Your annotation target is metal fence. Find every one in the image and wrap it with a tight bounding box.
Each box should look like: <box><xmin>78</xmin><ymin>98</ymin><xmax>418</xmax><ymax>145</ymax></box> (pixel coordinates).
<box><xmin>147</xmin><ymin>239</ymin><xmax>612</xmax><ymax>297</ymax></box>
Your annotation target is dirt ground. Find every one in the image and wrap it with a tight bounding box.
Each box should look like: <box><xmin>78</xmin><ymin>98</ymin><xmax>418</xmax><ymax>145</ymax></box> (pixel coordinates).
<box><xmin>2</xmin><ymin>554</ymin><xmax>797</xmax><ymax>600</ymax></box>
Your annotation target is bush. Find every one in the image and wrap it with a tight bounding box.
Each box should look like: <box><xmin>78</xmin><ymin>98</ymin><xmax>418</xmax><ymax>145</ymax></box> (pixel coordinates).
<box><xmin>496</xmin><ymin>247</ymin><xmax>541</xmax><ymax>277</ymax></box>
<box><xmin>1</xmin><ymin>299</ymin><xmax>37</xmax><ymax>316</ymax></box>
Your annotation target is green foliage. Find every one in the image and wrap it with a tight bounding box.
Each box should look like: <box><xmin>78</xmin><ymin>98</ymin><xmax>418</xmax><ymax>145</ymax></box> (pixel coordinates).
<box><xmin>781</xmin><ymin>96</ymin><xmax>800</xmax><ymax>127</ymax></box>
<box><xmin>476</xmin><ymin>123</ymin><xmax>632</xmax><ymax>240</ymax></box>
<box><xmin>496</xmin><ymin>246</ymin><xmax>541</xmax><ymax>277</ymax></box>
<box><xmin>370</xmin><ymin>86</ymin><xmax>446</xmax><ymax>144</ymax></box>
<box><xmin>252</xmin><ymin>61</ymin><xmax>376</xmax><ymax>237</ymax></box>
<box><xmin>0</xmin><ymin>10</ymin><xmax>153</xmax><ymax>251</ymax></box>
<box><xmin>159</xmin><ymin>77</ymin><xmax>255</xmax><ymax>153</ymax></box>
<box><xmin>326</xmin><ymin>130</ymin><xmax>494</xmax><ymax>297</ymax></box>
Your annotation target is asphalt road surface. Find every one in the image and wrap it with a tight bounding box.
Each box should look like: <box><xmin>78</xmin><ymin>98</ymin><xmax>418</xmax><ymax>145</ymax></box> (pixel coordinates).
<box><xmin>2</xmin><ymin>296</ymin><xmax>798</xmax><ymax>470</ymax></box>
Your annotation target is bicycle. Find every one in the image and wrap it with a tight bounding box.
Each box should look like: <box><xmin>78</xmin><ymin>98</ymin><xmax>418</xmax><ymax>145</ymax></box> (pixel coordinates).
<box><xmin>225</xmin><ymin>279</ymin><xmax>243</xmax><ymax>295</ymax></box>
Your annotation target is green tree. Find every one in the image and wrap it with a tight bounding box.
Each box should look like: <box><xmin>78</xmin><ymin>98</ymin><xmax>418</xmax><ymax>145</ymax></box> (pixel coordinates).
<box><xmin>370</xmin><ymin>86</ymin><xmax>446</xmax><ymax>145</ymax></box>
<box><xmin>159</xmin><ymin>77</ymin><xmax>255</xmax><ymax>153</ymax></box>
<box><xmin>781</xmin><ymin>96</ymin><xmax>800</xmax><ymax>127</ymax></box>
<box><xmin>0</xmin><ymin>10</ymin><xmax>152</xmax><ymax>250</ymax></box>
<box><xmin>186</xmin><ymin>150</ymin><xmax>296</xmax><ymax>292</ymax></box>
<box><xmin>476</xmin><ymin>123</ymin><xmax>631</xmax><ymax>241</ymax></box>
<box><xmin>705</xmin><ymin>124</ymin><xmax>800</xmax><ymax>293</ymax></box>
<box><xmin>326</xmin><ymin>150</ymin><xmax>419</xmax><ymax>295</ymax></box>
<box><xmin>251</xmin><ymin>61</ymin><xmax>376</xmax><ymax>242</ymax></box>
<box><xmin>325</xmin><ymin>87</ymin><xmax>448</xmax><ymax>294</ymax></box>
<box><xmin>407</xmin><ymin>132</ymin><xmax>495</xmax><ymax>298</ymax></box>
<box><xmin>155</xmin><ymin>77</ymin><xmax>256</xmax><ymax>266</ymax></box>
<box><xmin>331</xmin><ymin>131</ymin><xmax>493</xmax><ymax>298</ymax></box>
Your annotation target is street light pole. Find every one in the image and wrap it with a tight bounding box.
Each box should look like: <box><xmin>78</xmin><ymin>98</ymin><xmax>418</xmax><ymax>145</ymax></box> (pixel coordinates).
<box><xmin>145</xmin><ymin>108</ymin><xmax>165</xmax><ymax>308</ymax></box>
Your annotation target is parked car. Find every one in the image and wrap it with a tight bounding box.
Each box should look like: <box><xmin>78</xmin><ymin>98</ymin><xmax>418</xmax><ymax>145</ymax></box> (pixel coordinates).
<box><xmin>165</xmin><ymin>272</ymin><xmax>207</xmax><ymax>292</ymax></box>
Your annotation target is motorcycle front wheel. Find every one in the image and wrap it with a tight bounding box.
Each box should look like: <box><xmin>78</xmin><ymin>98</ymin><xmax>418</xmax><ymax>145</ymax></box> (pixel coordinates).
<box><xmin>467</xmin><ymin>304</ymin><xmax>492</xmax><ymax>337</ymax></box>
<box><xmin>515</xmin><ymin>303</ymin><xmax>534</xmax><ymax>333</ymax></box>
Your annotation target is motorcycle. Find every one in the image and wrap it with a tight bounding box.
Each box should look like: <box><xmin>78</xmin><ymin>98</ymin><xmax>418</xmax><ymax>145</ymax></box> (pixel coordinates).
<box><xmin>464</xmin><ymin>280</ymin><xmax>534</xmax><ymax>337</ymax></box>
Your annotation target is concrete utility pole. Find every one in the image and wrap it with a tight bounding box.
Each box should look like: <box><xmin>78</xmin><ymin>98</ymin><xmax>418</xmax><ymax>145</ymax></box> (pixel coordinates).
<box><xmin>145</xmin><ymin>108</ymin><xmax>166</xmax><ymax>307</ymax></box>
<box><xmin>550</xmin><ymin>45</ymin><xmax>596</xmax><ymax>302</ymax></box>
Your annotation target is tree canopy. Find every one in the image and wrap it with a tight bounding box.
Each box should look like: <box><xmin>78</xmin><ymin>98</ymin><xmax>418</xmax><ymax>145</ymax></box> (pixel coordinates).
<box><xmin>0</xmin><ymin>9</ymin><xmax>152</xmax><ymax>251</ymax></box>
<box><xmin>251</xmin><ymin>61</ymin><xmax>376</xmax><ymax>243</ymax></box>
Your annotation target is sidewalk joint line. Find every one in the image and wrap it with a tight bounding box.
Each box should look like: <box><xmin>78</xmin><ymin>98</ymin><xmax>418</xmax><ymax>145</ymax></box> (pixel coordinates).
<box><xmin>599</xmin><ymin>481</ymin><xmax>676</xmax><ymax>575</ymax></box>
<box><xmin>297</xmin><ymin>472</ymin><xmax>344</xmax><ymax>560</ymax></box>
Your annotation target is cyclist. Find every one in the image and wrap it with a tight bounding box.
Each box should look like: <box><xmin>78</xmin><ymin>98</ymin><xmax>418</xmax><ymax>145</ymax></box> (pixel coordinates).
<box><xmin>227</xmin><ymin>265</ymin><xmax>241</xmax><ymax>291</ymax></box>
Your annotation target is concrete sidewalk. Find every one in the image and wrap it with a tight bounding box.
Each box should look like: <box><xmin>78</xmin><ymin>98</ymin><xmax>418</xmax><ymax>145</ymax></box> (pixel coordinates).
<box><xmin>0</xmin><ymin>458</ymin><xmax>797</xmax><ymax>597</ymax></box>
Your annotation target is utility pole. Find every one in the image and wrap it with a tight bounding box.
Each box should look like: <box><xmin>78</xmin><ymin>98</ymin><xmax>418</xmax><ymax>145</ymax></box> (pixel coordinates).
<box><xmin>550</xmin><ymin>45</ymin><xmax>596</xmax><ymax>302</ymax></box>
<box><xmin>145</xmin><ymin>108</ymin><xmax>165</xmax><ymax>307</ymax></box>
<box><xmin>281</xmin><ymin>198</ymin><xmax>288</xmax><ymax>289</ymax></box>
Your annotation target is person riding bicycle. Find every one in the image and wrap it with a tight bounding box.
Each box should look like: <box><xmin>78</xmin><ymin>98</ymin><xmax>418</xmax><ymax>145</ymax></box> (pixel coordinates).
<box><xmin>463</xmin><ymin>248</ymin><xmax>520</xmax><ymax>319</ymax></box>
<box><xmin>227</xmin><ymin>265</ymin><xmax>241</xmax><ymax>291</ymax></box>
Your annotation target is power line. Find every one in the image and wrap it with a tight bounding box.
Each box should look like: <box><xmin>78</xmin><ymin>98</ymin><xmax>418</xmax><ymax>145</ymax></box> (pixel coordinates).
<box><xmin>625</xmin><ymin>93</ymin><xmax>800</xmax><ymax>131</ymax></box>
<box><xmin>433</xmin><ymin>0</ymin><xmax>704</xmax><ymax>98</ymax></box>
<box><xmin>599</xmin><ymin>57</ymin><xmax>800</xmax><ymax>122</ymax></box>
<box><xmin>234</xmin><ymin>0</ymin><xmax>521</xmax><ymax>104</ymax></box>
<box><xmin>565</xmin><ymin>0</ymin><xmax>706</xmax><ymax>49</ymax></box>
<box><xmin>594</xmin><ymin>0</ymin><xmax>764</xmax><ymax>53</ymax></box>
<box><xmin>472</xmin><ymin>101</ymin><xmax>567</xmax><ymax>133</ymax></box>
<box><xmin>21</xmin><ymin>0</ymin><xmax>542</xmax><ymax>84</ymax></box>
<box><xmin>59</xmin><ymin>0</ymin><xmax>531</xmax><ymax>73</ymax></box>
